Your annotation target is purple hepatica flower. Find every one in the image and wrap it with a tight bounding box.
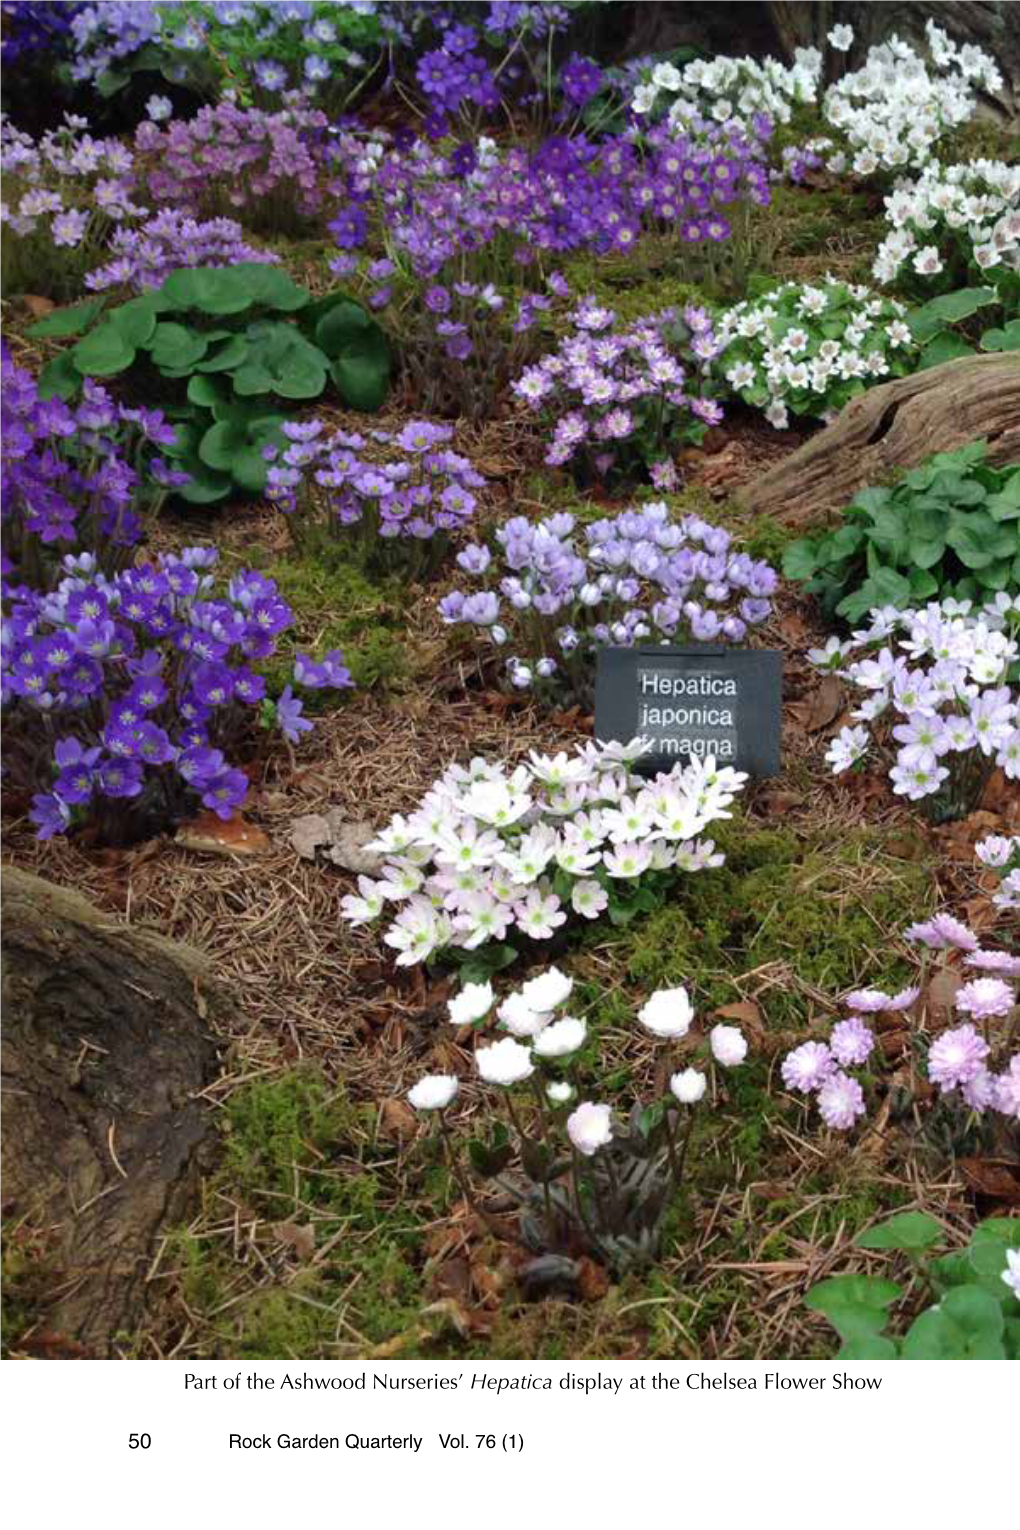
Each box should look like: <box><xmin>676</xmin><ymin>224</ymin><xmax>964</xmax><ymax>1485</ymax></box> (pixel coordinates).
<box><xmin>98</xmin><ymin>758</ymin><xmax>144</xmax><ymax>799</ymax></box>
<box><xmin>425</xmin><ymin>285</ymin><xmax>451</xmax><ymax>314</ymax></box>
<box><xmin>30</xmin><ymin>793</ymin><xmax>72</xmax><ymax>840</ymax></box>
<box><xmin>276</xmin><ymin>685</ymin><xmax>313</xmax><ymax>744</ymax></box>
<box><xmin>328</xmin><ymin>207</ymin><xmax>368</xmax><ymax>250</ymax></box>
<box><xmin>201</xmin><ymin>768</ymin><xmax>249</xmax><ymax>819</ymax></box>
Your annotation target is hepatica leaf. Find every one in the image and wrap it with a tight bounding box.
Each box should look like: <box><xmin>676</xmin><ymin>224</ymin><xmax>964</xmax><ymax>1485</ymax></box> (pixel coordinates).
<box><xmin>71</xmin><ymin>322</ymin><xmax>136</xmax><ymax>376</ymax></box>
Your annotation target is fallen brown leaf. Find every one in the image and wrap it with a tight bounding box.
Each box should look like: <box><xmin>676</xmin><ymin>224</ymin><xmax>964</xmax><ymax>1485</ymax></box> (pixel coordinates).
<box><xmin>272</xmin><ymin>1220</ymin><xmax>315</xmax><ymax>1260</ymax></box>
<box><xmin>788</xmin><ymin>675</ymin><xmax>844</xmax><ymax>734</ymax></box>
<box><xmin>379</xmin><ymin>1097</ymin><xmax>418</xmax><ymax>1140</ymax></box>
<box><xmin>175</xmin><ymin>812</ymin><xmax>271</xmax><ymax>856</ymax></box>
<box><xmin>958</xmin><ymin>1157</ymin><xmax>1020</xmax><ymax>1210</ymax></box>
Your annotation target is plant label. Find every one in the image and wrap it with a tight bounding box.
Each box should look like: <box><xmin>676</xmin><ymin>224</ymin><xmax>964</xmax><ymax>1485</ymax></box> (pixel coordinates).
<box><xmin>594</xmin><ymin>646</ymin><xmax>784</xmax><ymax>776</ymax></box>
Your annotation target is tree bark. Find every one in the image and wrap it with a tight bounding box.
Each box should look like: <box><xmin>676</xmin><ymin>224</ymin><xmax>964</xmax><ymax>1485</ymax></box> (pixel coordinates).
<box><xmin>1</xmin><ymin>867</ymin><xmax>227</xmax><ymax>1356</ymax></box>
<box><xmin>736</xmin><ymin>352</ymin><xmax>1020</xmax><ymax>525</ymax></box>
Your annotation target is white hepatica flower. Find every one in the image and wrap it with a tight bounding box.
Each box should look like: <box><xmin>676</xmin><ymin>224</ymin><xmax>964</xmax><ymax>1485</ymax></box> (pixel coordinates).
<box><xmin>671</xmin><ymin>1068</ymin><xmax>707</xmax><ymax>1103</ymax></box>
<box><xmin>498</xmin><ymin>991</ymin><xmax>549</xmax><ymax>1038</ymax></box>
<box><xmin>638</xmin><ymin>986</ymin><xmax>694</xmax><ymax>1039</ymax></box>
<box><xmin>710</xmin><ymin>1024</ymin><xmax>748</xmax><ymax>1066</ymax></box>
<box><xmin>603</xmin><ymin>841</ymin><xmax>653</xmax><ymax>878</ymax></box>
<box><xmin>447</xmin><ymin>980</ymin><xmax>494</xmax><ymax>1026</ymax></box>
<box><xmin>547</xmin><ymin>1081</ymin><xmax>575</xmax><ymax>1104</ymax></box>
<box><xmin>567</xmin><ymin>1101</ymin><xmax>613</xmax><ymax>1155</ymax></box>
<box><xmin>571</xmin><ymin>879</ymin><xmax>609</xmax><ymax>919</ymax></box>
<box><xmin>533</xmin><ymin>1016</ymin><xmax>587</xmax><ymax>1058</ymax></box>
<box><xmin>520</xmin><ymin>966</ymin><xmax>573</xmax><ymax>1013</ymax></box>
<box><xmin>408</xmin><ymin>1074</ymin><xmax>459</xmax><ymax>1110</ymax></box>
<box><xmin>476</xmin><ymin>1036</ymin><xmax>534</xmax><ymax>1086</ymax></box>
<box><xmin>460</xmin><ymin>777</ymin><xmax>533</xmax><ymax>827</ymax></box>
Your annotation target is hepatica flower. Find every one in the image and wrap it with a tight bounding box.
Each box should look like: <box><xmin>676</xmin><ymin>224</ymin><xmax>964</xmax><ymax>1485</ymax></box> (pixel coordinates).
<box><xmin>781</xmin><ymin>839</ymin><xmax>1018</xmax><ymax>1135</ymax></box>
<box><xmin>811</xmin><ymin>598</ymin><xmax>1019</xmax><ymax>818</ymax></box>
<box><xmin>439</xmin><ymin>500</ymin><xmax>776</xmax><ymax>709</ymax></box>
<box><xmin>343</xmin><ymin>741</ymin><xmax>745</xmax><ymax>966</ymax></box>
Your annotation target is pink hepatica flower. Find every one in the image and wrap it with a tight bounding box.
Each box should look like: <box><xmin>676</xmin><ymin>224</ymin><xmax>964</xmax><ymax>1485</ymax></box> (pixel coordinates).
<box><xmin>830</xmin><ymin>1017</ymin><xmax>874</xmax><ymax>1067</ymax></box>
<box><xmin>954</xmin><ymin>977</ymin><xmax>1016</xmax><ymax>1020</ymax></box>
<box><xmin>781</xmin><ymin>1040</ymin><xmax>834</xmax><ymax>1093</ymax></box>
<box><xmin>927</xmin><ymin>1024</ymin><xmax>990</xmax><ymax>1092</ymax></box>
<box><xmin>817</xmin><ymin>1071</ymin><xmax>866</xmax><ymax>1130</ymax></box>
<box><xmin>514</xmin><ymin>888</ymin><xmax>566</xmax><ymax>940</ymax></box>
<box><xmin>904</xmin><ymin>913</ymin><xmax>979</xmax><ymax>951</ymax></box>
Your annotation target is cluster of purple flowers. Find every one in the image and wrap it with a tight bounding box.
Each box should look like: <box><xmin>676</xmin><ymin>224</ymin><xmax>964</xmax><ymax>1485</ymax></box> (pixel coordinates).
<box><xmin>781</xmin><ymin>900</ymin><xmax>1019</xmax><ymax>1131</ymax></box>
<box><xmin>0</xmin><ymin>1</ymin><xmax>85</xmax><ymax>63</ymax></box>
<box><xmin>4</xmin><ymin>545</ymin><xmax>352</xmax><ymax>843</ymax></box>
<box><xmin>415</xmin><ymin>22</ymin><xmax>499</xmax><ymax>119</ymax></box>
<box><xmin>439</xmin><ymin>501</ymin><xmax>777</xmax><ymax>704</ymax></box>
<box><xmin>266</xmin><ymin>416</ymin><xmax>486</xmax><ymax>577</ymax></box>
<box><xmin>513</xmin><ymin>299</ymin><xmax>723</xmax><ymax>486</ymax></box>
<box><xmin>85</xmin><ymin>209</ymin><xmax>279</xmax><ymax>294</ymax></box>
<box><xmin>135</xmin><ymin>100</ymin><xmax>330</xmax><ymax>227</ymax></box>
<box><xmin>67</xmin><ymin>0</ymin><xmax>162</xmax><ymax>84</ymax></box>
<box><xmin>1</xmin><ymin>348</ymin><xmax>187</xmax><ymax>571</ymax></box>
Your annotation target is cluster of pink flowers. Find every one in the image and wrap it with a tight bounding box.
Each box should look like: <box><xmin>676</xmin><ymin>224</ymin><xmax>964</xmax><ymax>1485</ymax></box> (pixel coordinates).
<box><xmin>781</xmin><ymin>846</ymin><xmax>1019</xmax><ymax>1132</ymax></box>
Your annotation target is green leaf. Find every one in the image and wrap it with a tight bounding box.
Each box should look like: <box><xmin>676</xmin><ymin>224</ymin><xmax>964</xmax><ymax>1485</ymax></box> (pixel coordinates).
<box><xmin>175</xmin><ymin>458</ymin><xmax>232</xmax><ymax>504</ymax></box>
<box><xmin>979</xmin><ymin>318</ymin><xmax>1020</xmax><ymax>352</ymax></box>
<box><xmin>838</xmin><ymin>1335</ymin><xmax>898</xmax><ymax>1360</ymax></box>
<box><xmin>198</xmin><ymin>421</ymin><xmax>247</xmax><ymax>472</ymax></box>
<box><xmin>37</xmin><ymin>350</ymin><xmax>82</xmax><ymax>401</ymax></box>
<box><xmin>149</xmin><ymin>322</ymin><xmax>209</xmax><ymax>371</ymax></box>
<box><xmin>946</xmin><ymin>511</ymin><xmax>1018</xmax><ymax>569</ymax></box>
<box><xmin>187</xmin><ymin>375</ymin><xmax>227</xmax><ymax>409</ymax></box>
<box><xmin>331</xmin><ymin>329</ymin><xmax>391</xmax><ymax>412</ymax></box>
<box><xmin>805</xmin><ymin>1274</ymin><xmax>901</xmax><ymax>1333</ymax></box>
<box><xmin>902</xmin><ymin>1287</ymin><xmax>1006</xmax><ymax>1359</ymax></box>
<box><xmin>909</xmin><ymin>285</ymin><xmax>998</xmax><ymax>342</ymax></box>
<box><xmin>70</xmin><ymin>322</ymin><xmax>136</xmax><ymax>377</ymax></box>
<box><xmin>782</xmin><ymin>538</ymin><xmax>819</xmax><ymax>581</ymax></box>
<box><xmin>986</xmin><ymin>475</ymin><xmax>1020</xmax><ymax>522</ymax></box>
<box><xmin>855</xmin><ymin>1211</ymin><xmax>944</xmax><ymax>1252</ymax></box>
<box><xmin>25</xmin><ymin>296</ymin><xmax>108</xmax><ymax>338</ymax></box>
<box><xmin>109</xmin><ymin>296</ymin><xmax>159</xmax><ymax>349</ymax></box>
<box><xmin>918</xmin><ymin>333</ymin><xmax>975</xmax><ymax>370</ymax></box>
<box><xmin>196</xmin><ymin>335</ymin><xmax>249</xmax><ymax>373</ymax></box>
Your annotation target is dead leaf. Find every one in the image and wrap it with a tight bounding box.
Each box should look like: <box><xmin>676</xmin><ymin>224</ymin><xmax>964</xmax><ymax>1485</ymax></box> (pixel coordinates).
<box><xmin>576</xmin><ymin>1255</ymin><xmax>610</xmax><ymax>1302</ymax></box>
<box><xmin>22</xmin><ymin>294</ymin><xmax>55</xmax><ymax>318</ymax></box>
<box><xmin>272</xmin><ymin>1220</ymin><xmax>315</xmax><ymax>1260</ymax></box>
<box><xmin>712</xmin><ymin>999</ymin><xmax>763</xmax><ymax>1030</ymax></box>
<box><xmin>788</xmin><ymin>675</ymin><xmax>844</xmax><ymax>734</ymax></box>
<box><xmin>958</xmin><ymin>1157</ymin><xmax>1020</xmax><ymax>1210</ymax></box>
<box><xmin>925</xmin><ymin>967</ymin><xmax>963</xmax><ymax>1017</ymax></box>
<box><xmin>379</xmin><ymin>1097</ymin><xmax>418</xmax><ymax>1140</ymax></box>
<box><xmin>175</xmin><ymin>812</ymin><xmax>271</xmax><ymax>856</ymax></box>
<box><xmin>288</xmin><ymin>809</ymin><xmax>382</xmax><ymax>874</ymax></box>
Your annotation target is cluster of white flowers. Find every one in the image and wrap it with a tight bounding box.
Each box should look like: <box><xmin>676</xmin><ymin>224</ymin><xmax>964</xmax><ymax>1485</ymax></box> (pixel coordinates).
<box><xmin>409</xmin><ymin>972</ymin><xmax>749</xmax><ymax>1153</ymax></box>
<box><xmin>810</xmin><ymin>596</ymin><xmax>1020</xmax><ymax>804</ymax></box>
<box><xmin>630</xmin><ymin>50</ymin><xmax>821</xmax><ymax>134</ymax></box>
<box><xmin>975</xmin><ymin>833</ymin><xmax>1020</xmax><ymax>912</ymax></box>
<box><xmin>871</xmin><ymin>158</ymin><xmax>1020</xmax><ymax>288</ymax></box>
<box><xmin>820</xmin><ymin>21</ymin><xmax>1003</xmax><ymax>176</ymax></box>
<box><xmin>341</xmin><ymin>740</ymin><xmax>746</xmax><ymax>965</ymax></box>
<box><xmin>715</xmin><ymin>277</ymin><xmax>917</xmax><ymax>429</ymax></box>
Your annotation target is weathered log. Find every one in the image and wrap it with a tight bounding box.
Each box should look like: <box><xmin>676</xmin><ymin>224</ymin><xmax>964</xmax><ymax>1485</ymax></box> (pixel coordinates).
<box><xmin>1</xmin><ymin>867</ymin><xmax>227</xmax><ymax>1355</ymax></box>
<box><xmin>736</xmin><ymin>352</ymin><xmax>1020</xmax><ymax>526</ymax></box>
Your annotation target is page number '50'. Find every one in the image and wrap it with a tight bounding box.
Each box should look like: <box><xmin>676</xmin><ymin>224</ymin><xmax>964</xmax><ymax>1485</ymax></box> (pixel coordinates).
<box><xmin>128</xmin><ymin>1434</ymin><xmax>152</xmax><ymax>1449</ymax></box>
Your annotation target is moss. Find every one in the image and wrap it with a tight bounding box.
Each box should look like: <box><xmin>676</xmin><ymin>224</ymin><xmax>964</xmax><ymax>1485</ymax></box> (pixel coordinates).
<box><xmin>746</xmin><ymin>182</ymin><xmax>884</xmax><ymax>286</ymax></box>
<box><xmin>610</xmin><ymin>821</ymin><xmax>934</xmax><ymax>1026</ymax></box>
<box><xmin>166</xmin><ymin>1069</ymin><xmax>430</xmax><ymax>1357</ymax></box>
<box><xmin>252</xmin><ymin>546</ymin><xmax>410</xmax><ymax>693</ymax></box>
